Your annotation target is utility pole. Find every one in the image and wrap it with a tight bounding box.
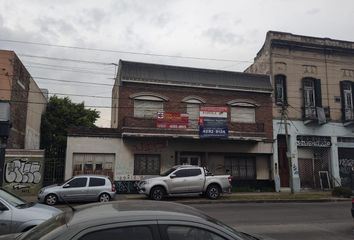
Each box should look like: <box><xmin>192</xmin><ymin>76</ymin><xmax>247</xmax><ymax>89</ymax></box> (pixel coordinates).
<box><xmin>282</xmin><ymin>105</ymin><xmax>294</xmax><ymax>194</ymax></box>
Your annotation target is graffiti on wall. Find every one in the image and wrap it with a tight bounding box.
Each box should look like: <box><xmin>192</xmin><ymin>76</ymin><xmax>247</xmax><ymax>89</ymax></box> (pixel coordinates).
<box><xmin>339</xmin><ymin>158</ymin><xmax>354</xmax><ymax>188</ymax></box>
<box><xmin>115</xmin><ymin>181</ymin><xmax>139</xmax><ymax>194</ymax></box>
<box><xmin>4</xmin><ymin>159</ymin><xmax>42</xmax><ymax>191</ymax></box>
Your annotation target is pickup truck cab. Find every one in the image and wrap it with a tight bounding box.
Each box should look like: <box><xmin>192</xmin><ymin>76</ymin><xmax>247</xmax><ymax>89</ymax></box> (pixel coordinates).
<box><xmin>137</xmin><ymin>165</ymin><xmax>231</xmax><ymax>200</ymax></box>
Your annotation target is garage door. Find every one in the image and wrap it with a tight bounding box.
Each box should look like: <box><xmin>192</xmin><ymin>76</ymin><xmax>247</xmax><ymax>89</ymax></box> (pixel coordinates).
<box><xmin>72</xmin><ymin>153</ymin><xmax>115</xmax><ymax>179</ymax></box>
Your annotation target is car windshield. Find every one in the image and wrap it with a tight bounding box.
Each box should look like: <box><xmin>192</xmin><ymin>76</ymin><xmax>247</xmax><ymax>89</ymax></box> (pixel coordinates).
<box><xmin>160</xmin><ymin>167</ymin><xmax>177</xmax><ymax>176</ymax></box>
<box><xmin>0</xmin><ymin>188</ymin><xmax>27</xmax><ymax>207</ymax></box>
<box><xmin>19</xmin><ymin>211</ymin><xmax>72</xmax><ymax>240</ymax></box>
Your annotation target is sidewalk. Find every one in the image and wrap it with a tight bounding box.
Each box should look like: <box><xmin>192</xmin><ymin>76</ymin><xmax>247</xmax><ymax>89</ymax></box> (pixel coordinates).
<box><xmin>114</xmin><ymin>191</ymin><xmax>351</xmax><ymax>204</ymax></box>
<box><xmin>22</xmin><ymin>191</ymin><xmax>351</xmax><ymax>205</ymax></box>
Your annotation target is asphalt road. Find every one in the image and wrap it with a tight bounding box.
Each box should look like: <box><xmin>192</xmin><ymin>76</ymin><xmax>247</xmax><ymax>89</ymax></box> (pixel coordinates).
<box><xmin>192</xmin><ymin>202</ymin><xmax>353</xmax><ymax>240</ymax></box>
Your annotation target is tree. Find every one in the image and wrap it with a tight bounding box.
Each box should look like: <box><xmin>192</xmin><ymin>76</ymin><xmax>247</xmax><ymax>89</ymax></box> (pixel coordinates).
<box><xmin>40</xmin><ymin>96</ymin><xmax>99</xmax><ymax>182</ymax></box>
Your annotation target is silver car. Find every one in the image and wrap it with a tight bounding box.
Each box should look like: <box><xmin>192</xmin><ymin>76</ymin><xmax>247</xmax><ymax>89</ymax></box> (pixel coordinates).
<box><xmin>0</xmin><ymin>188</ymin><xmax>61</xmax><ymax>235</ymax></box>
<box><xmin>0</xmin><ymin>200</ymin><xmax>270</xmax><ymax>240</ymax></box>
<box><xmin>37</xmin><ymin>175</ymin><xmax>116</xmax><ymax>205</ymax></box>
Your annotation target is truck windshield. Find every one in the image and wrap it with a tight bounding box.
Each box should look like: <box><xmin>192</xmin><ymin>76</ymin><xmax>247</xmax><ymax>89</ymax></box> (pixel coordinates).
<box><xmin>160</xmin><ymin>168</ymin><xmax>177</xmax><ymax>176</ymax></box>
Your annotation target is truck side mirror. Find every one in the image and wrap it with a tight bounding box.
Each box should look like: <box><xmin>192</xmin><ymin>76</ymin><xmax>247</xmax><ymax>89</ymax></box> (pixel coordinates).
<box><xmin>170</xmin><ymin>174</ymin><xmax>176</xmax><ymax>179</ymax></box>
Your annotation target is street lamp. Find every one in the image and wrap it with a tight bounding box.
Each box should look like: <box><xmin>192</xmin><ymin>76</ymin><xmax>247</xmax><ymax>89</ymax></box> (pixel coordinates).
<box><xmin>0</xmin><ymin>101</ymin><xmax>11</xmax><ymax>187</ymax></box>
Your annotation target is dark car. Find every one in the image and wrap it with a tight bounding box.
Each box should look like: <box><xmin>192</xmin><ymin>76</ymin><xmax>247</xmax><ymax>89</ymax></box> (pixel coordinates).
<box><xmin>0</xmin><ymin>200</ymin><xmax>271</xmax><ymax>240</ymax></box>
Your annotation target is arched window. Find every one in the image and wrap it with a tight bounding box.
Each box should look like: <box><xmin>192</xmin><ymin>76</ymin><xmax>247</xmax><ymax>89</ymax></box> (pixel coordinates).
<box><xmin>228</xmin><ymin>100</ymin><xmax>257</xmax><ymax>123</ymax></box>
<box><xmin>130</xmin><ymin>92</ymin><xmax>168</xmax><ymax>119</ymax></box>
<box><xmin>182</xmin><ymin>96</ymin><xmax>206</xmax><ymax>128</ymax></box>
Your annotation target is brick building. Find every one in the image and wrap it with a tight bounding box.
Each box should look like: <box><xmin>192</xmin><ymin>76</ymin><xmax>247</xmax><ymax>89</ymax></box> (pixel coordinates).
<box><xmin>110</xmin><ymin>60</ymin><xmax>273</xmax><ymax>190</ymax></box>
<box><xmin>246</xmin><ymin>31</ymin><xmax>354</xmax><ymax>191</ymax></box>
<box><xmin>0</xmin><ymin>50</ymin><xmax>47</xmax><ymax>195</ymax></box>
<box><xmin>66</xmin><ymin>60</ymin><xmax>274</xmax><ymax>190</ymax></box>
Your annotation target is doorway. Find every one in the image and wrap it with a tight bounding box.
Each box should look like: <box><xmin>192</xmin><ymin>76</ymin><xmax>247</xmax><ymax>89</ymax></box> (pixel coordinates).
<box><xmin>277</xmin><ymin>135</ymin><xmax>289</xmax><ymax>187</ymax></box>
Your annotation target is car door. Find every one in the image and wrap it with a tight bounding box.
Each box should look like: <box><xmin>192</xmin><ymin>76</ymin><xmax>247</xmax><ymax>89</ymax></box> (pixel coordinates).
<box><xmin>87</xmin><ymin>177</ymin><xmax>106</xmax><ymax>201</ymax></box>
<box><xmin>166</xmin><ymin>169</ymin><xmax>190</xmax><ymax>194</ymax></box>
<box><xmin>188</xmin><ymin>169</ymin><xmax>204</xmax><ymax>193</ymax></box>
<box><xmin>61</xmin><ymin>177</ymin><xmax>88</xmax><ymax>202</ymax></box>
<box><xmin>0</xmin><ymin>200</ymin><xmax>12</xmax><ymax>235</ymax></box>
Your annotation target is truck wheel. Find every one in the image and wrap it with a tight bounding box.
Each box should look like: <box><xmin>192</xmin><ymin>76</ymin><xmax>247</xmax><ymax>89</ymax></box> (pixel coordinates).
<box><xmin>150</xmin><ymin>186</ymin><xmax>165</xmax><ymax>201</ymax></box>
<box><xmin>206</xmin><ymin>185</ymin><xmax>220</xmax><ymax>200</ymax></box>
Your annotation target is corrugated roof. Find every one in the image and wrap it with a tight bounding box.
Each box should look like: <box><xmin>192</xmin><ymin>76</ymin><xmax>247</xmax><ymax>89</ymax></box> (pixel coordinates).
<box><xmin>118</xmin><ymin>60</ymin><xmax>272</xmax><ymax>92</ymax></box>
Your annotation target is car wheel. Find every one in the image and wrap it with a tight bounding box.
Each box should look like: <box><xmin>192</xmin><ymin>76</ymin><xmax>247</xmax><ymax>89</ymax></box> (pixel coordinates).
<box><xmin>150</xmin><ymin>186</ymin><xmax>165</xmax><ymax>201</ymax></box>
<box><xmin>99</xmin><ymin>193</ymin><xmax>110</xmax><ymax>203</ymax></box>
<box><xmin>45</xmin><ymin>193</ymin><xmax>58</xmax><ymax>205</ymax></box>
<box><xmin>206</xmin><ymin>184</ymin><xmax>220</xmax><ymax>200</ymax></box>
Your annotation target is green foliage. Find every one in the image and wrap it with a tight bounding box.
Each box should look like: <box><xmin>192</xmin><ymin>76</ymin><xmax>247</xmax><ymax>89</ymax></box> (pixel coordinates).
<box><xmin>40</xmin><ymin>96</ymin><xmax>100</xmax><ymax>157</ymax></box>
<box><xmin>332</xmin><ymin>187</ymin><xmax>352</xmax><ymax>198</ymax></box>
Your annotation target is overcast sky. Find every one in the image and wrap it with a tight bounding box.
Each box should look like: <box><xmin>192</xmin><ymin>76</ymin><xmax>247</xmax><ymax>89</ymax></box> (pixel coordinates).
<box><xmin>1</xmin><ymin>0</ymin><xmax>353</xmax><ymax>127</ymax></box>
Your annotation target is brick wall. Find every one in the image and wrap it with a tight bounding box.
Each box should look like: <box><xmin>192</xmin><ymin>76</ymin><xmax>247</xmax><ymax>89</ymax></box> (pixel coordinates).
<box><xmin>118</xmin><ymin>83</ymin><xmax>273</xmax><ymax>140</ymax></box>
<box><xmin>7</xmin><ymin>54</ymin><xmax>30</xmax><ymax>149</ymax></box>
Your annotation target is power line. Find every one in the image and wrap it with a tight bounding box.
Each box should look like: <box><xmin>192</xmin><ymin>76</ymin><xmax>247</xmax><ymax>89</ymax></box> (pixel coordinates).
<box><xmin>19</xmin><ymin>54</ymin><xmax>115</xmax><ymax>65</ymax></box>
<box><xmin>0</xmin><ymin>38</ymin><xmax>253</xmax><ymax>63</ymax></box>
<box><xmin>25</xmin><ymin>65</ymin><xmax>114</xmax><ymax>76</ymax></box>
<box><xmin>0</xmin><ymin>74</ymin><xmax>115</xmax><ymax>87</ymax></box>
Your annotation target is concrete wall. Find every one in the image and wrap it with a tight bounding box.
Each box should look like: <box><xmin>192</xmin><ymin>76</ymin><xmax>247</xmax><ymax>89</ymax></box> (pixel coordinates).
<box><xmin>65</xmin><ymin>136</ymin><xmax>131</xmax><ymax>181</ymax></box>
<box><xmin>25</xmin><ymin>78</ymin><xmax>47</xmax><ymax>149</ymax></box>
<box><xmin>3</xmin><ymin>149</ymin><xmax>45</xmax><ymax>196</ymax></box>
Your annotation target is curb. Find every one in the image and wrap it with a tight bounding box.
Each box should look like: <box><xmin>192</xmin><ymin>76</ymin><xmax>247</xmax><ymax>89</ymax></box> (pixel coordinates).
<box><xmin>172</xmin><ymin>198</ymin><xmax>351</xmax><ymax>205</ymax></box>
<box><xmin>115</xmin><ymin>195</ymin><xmax>351</xmax><ymax>204</ymax></box>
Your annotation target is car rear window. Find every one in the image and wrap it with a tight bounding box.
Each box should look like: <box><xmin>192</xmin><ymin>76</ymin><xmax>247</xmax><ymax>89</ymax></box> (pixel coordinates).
<box><xmin>89</xmin><ymin>178</ymin><xmax>106</xmax><ymax>187</ymax></box>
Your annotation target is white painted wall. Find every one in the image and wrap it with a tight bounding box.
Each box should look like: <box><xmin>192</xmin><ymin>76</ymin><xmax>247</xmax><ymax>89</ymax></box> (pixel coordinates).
<box><xmin>273</xmin><ymin>119</ymin><xmax>349</xmax><ymax>191</ymax></box>
<box><xmin>65</xmin><ymin>136</ymin><xmax>131</xmax><ymax>181</ymax></box>
<box><xmin>25</xmin><ymin>78</ymin><xmax>46</xmax><ymax>149</ymax></box>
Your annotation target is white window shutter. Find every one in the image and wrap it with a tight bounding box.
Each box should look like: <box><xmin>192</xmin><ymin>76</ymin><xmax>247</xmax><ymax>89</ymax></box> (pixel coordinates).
<box><xmin>231</xmin><ymin>107</ymin><xmax>255</xmax><ymax>123</ymax></box>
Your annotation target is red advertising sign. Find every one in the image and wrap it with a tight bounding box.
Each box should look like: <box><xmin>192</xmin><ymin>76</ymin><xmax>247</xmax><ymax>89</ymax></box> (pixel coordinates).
<box><xmin>156</xmin><ymin>112</ymin><xmax>189</xmax><ymax>129</ymax></box>
<box><xmin>200</xmin><ymin>106</ymin><xmax>228</xmax><ymax>118</ymax></box>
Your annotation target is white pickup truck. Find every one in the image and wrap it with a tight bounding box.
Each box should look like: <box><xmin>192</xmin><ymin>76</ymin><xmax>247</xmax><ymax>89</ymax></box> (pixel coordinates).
<box><xmin>137</xmin><ymin>165</ymin><xmax>232</xmax><ymax>200</ymax></box>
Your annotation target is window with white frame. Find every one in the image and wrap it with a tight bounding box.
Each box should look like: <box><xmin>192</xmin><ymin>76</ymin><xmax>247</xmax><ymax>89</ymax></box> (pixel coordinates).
<box><xmin>275</xmin><ymin>75</ymin><xmax>287</xmax><ymax>105</ymax></box>
<box><xmin>230</xmin><ymin>103</ymin><xmax>256</xmax><ymax>123</ymax></box>
<box><xmin>341</xmin><ymin>81</ymin><xmax>354</xmax><ymax>121</ymax></box>
<box><xmin>303</xmin><ymin>79</ymin><xmax>316</xmax><ymax>107</ymax></box>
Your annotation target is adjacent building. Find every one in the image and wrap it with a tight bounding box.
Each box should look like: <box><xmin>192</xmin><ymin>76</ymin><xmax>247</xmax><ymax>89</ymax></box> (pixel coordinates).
<box><xmin>0</xmin><ymin>50</ymin><xmax>47</xmax><ymax>195</ymax></box>
<box><xmin>66</xmin><ymin>60</ymin><xmax>274</xmax><ymax>191</ymax></box>
<box><xmin>246</xmin><ymin>31</ymin><xmax>354</xmax><ymax>191</ymax></box>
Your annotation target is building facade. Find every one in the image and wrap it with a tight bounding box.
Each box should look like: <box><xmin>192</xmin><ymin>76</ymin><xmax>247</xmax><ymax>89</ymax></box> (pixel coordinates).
<box><xmin>246</xmin><ymin>31</ymin><xmax>354</xmax><ymax>191</ymax></box>
<box><xmin>66</xmin><ymin>61</ymin><xmax>274</xmax><ymax>191</ymax></box>
<box><xmin>0</xmin><ymin>50</ymin><xmax>47</xmax><ymax>195</ymax></box>
<box><xmin>112</xmin><ymin>60</ymin><xmax>274</xmax><ymax>189</ymax></box>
